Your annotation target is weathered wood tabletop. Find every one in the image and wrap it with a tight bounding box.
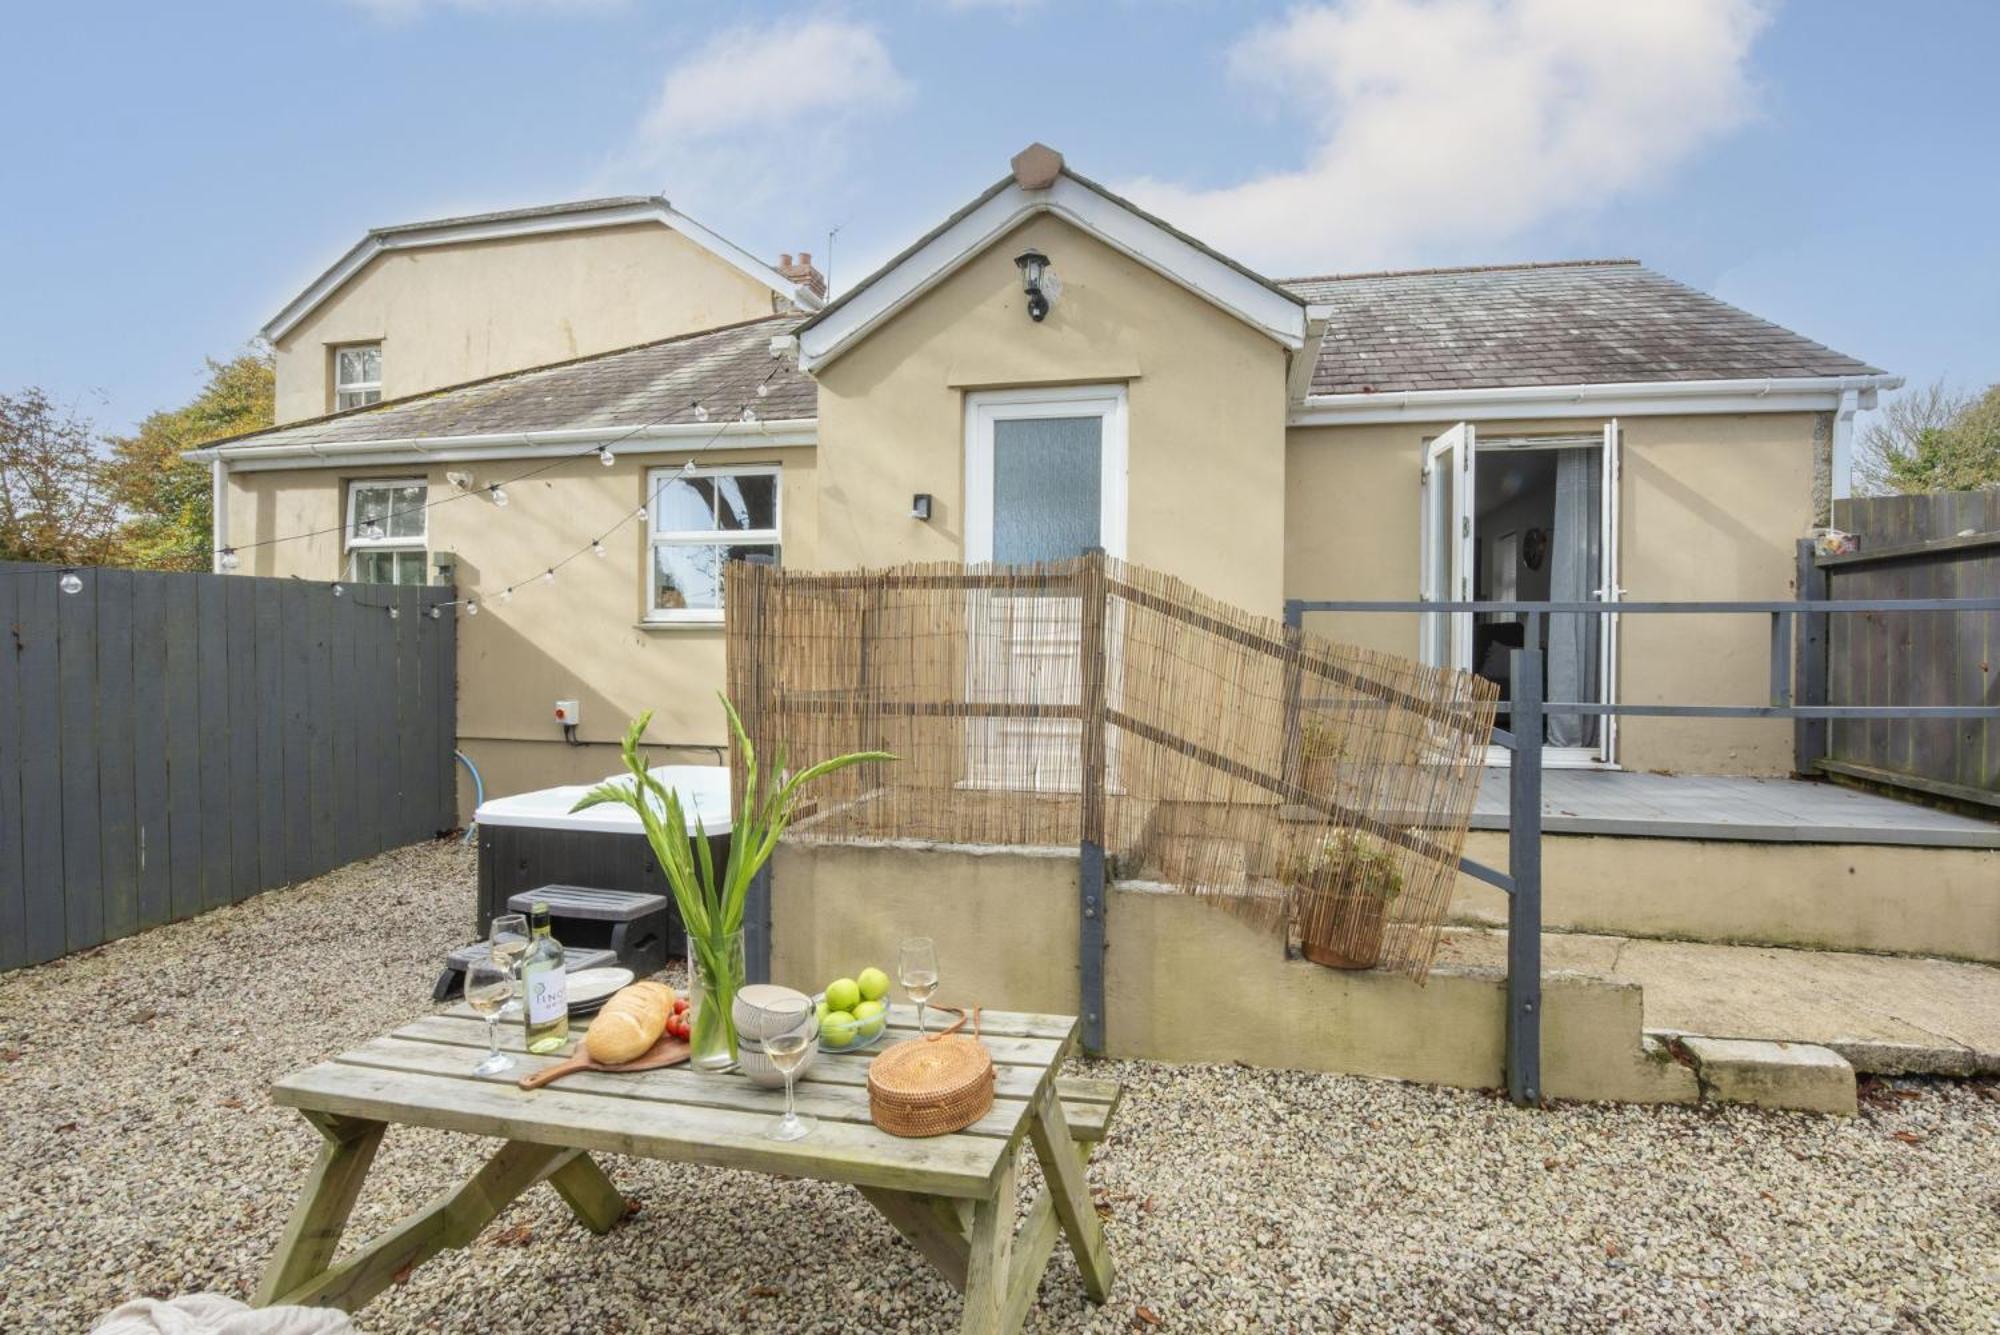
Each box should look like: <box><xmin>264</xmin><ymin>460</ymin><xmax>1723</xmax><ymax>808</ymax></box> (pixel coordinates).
<box><xmin>258</xmin><ymin>1001</ymin><xmax>1120</xmax><ymax>1334</ymax></box>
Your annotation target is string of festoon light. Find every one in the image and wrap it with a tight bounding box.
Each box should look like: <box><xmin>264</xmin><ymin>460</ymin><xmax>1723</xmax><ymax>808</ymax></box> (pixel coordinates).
<box><xmin>25</xmin><ymin>360</ymin><xmax>788</xmax><ymax>619</ymax></box>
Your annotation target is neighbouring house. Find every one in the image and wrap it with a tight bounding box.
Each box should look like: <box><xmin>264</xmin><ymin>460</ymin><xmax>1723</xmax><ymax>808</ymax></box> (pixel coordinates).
<box><xmin>193</xmin><ymin>143</ymin><xmax>1900</xmax><ymax>809</ymax></box>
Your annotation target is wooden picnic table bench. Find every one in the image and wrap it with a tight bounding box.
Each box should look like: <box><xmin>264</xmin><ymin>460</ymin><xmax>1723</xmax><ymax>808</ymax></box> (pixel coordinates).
<box><xmin>257</xmin><ymin>1001</ymin><xmax>1121</xmax><ymax>1333</ymax></box>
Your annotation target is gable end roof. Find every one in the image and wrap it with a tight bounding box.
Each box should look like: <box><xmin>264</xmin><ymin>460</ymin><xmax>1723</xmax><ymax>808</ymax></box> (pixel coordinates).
<box><xmin>795</xmin><ymin>153</ymin><xmax>1309</xmax><ymax>372</ymax></box>
<box><xmin>262</xmin><ymin>196</ymin><xmax>821</xmax><ymax>344</ymax></box>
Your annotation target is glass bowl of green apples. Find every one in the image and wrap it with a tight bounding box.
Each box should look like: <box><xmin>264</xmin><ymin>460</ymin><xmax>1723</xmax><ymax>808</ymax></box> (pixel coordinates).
<box><xmin>812</xmin><ymin>965</ymin><xmax>894</xmax><ymax>1053</ymax></box>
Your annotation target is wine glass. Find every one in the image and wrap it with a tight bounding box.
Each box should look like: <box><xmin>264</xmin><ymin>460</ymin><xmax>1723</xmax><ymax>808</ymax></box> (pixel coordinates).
<box><xmin>465</xmin><ymin>959</ymin><xmax>516</xmax><ymax>1075</ymax></box>
<box><xmin>755</xmin><ymin>995</ymin><xmax>817</xmax><ymax>1142</ymax></box>
<box><xmin>899</xmin><ymin>937</ymin><xmax>940</xmax><ymax>1035</ymax></box>
<box><xmin>488</xmin><ymin>913</ymin><xmax>530</xmax><ymax>1018</ymax></box>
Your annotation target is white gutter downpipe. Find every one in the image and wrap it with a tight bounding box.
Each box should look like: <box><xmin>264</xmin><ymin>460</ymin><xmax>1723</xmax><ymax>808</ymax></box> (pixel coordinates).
<box><xmin>210</xmin><ymin>457</ymin><xmax>229</xmax><ymax>573</ymax></box>
<box><xmin>1830</xmin><ymin>387</ymin><xmax>1860</xmax><ymax>501</ymax></box>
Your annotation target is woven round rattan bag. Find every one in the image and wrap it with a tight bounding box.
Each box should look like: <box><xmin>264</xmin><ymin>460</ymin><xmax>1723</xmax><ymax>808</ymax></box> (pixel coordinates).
<box><xmin>866</xmin><ymin>1007</ymin><xmax>995</xmax><ymax>1137</ymax></box>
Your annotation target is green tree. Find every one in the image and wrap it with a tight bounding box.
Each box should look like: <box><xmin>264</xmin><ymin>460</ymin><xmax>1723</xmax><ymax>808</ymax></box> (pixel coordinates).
<box><xmin>0</xmin><ymin>388</ymin><xmax>119</xmax><ymax>565</ymax></box>
<box><xmin>107</xmin><ymin>348</ymin><xmax>274</xmax><ymax>570</ymax></box>
<box><xmin>1857</xmin><ymin>380</ymin><xmax>2000</xmax><ymax>495</ymax></box>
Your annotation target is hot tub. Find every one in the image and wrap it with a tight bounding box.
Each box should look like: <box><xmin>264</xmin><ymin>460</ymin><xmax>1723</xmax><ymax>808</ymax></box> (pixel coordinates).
<box><xmin>472</xmin><ymin>765</ymin><xmax>732</xmax><ymax>940</ymax></box>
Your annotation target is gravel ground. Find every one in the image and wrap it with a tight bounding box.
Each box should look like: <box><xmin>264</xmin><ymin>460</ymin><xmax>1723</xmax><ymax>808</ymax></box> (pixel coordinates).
<box><xmin>1</xmin><ymin>841</ymin><xmax>1996</xmax><ymax>1333</ymax></box>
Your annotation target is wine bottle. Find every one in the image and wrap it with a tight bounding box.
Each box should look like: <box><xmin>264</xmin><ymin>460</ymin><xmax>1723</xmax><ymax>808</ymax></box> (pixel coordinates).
<box><xmin>520</xmin><ymin>902</ymin><xmax>569</xmax><ymax>1055</ymax></box>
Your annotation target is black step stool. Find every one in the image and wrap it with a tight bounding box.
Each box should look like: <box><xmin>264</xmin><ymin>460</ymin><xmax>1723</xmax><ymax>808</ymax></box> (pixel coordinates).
<box><xmin>509</xmin><ymin>885</ymin><xmax>673</xmax><ymax>979</ymax></box>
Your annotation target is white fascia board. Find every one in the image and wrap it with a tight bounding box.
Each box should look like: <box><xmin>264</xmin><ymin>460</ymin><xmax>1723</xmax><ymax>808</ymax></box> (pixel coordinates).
<box><xmin>262</xmin><ymin>201</ymin><xmax>816</xmax><ymax>343</ymax></box>
<box><xmin>1287</xmin><ymin>304</ymin><xmax>1335</xmax><ymax>403</ymax></box>
<box><xmin>1286</xmin><ymin>374</ymin><xmax>1905</xmax><ymax>427</ymax></box>
<box><xmin>797</xmin><ymin>176</ymin><xmax>1307</xmax><ymax>373</ymax></box>
<box><xmin>186</xmin><ymin>418</ymin><xmax>818</xmax><ymax>472</ymax></box>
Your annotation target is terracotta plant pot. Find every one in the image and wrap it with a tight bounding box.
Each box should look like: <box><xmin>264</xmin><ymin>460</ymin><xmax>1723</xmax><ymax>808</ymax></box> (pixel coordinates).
<box><xmin>1299</xmin><ymin>893</ymin><xmax>1387</xmax><ymax>969</ymax></box>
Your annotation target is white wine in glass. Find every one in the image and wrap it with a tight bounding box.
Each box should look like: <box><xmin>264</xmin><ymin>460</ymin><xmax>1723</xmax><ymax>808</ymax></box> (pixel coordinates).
<box><xmin>465</xmin><ymin>960</ymin><xmax>516</xmax><ymax>1075</ymax></box>
<box><xmin>899</xmin><ymin>937</ymin><xmax>940</xmax><ymax>1035</ymax></box>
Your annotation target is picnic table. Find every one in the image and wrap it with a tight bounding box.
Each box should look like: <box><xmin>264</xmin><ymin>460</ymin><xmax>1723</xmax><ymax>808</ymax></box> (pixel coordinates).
<box><xmin>256</xmin><ymin>1000</ymin><xmax>1122</xmax><ymax>1333</ymax></box>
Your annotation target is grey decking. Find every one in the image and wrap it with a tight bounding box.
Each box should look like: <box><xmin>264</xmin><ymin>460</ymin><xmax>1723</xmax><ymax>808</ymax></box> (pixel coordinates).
<box><xmin>1470</xmin><ymin>768</ymin><xmax>2000</xmax><ymax>848</ymax></box>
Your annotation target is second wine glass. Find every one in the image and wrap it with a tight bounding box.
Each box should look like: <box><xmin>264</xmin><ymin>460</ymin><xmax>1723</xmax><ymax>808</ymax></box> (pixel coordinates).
<box><xmin>899</xmin><ymin>937</ymin><xmax>939</xmax><ymax>1035</ymax></box>
<box><xmin>753</xmin><ymin>995</ymin><xmax>817</xmax><ymax>1142</ymax></box>
<box><xmin>465</xmin><ymin>958</ymin><xmax>516</xmax><ymax>1075</ymax></box>
<box><xmin>488</xmin><ymin>913</ymin><xmax>530</xmax><ymax>1019</ymax></box>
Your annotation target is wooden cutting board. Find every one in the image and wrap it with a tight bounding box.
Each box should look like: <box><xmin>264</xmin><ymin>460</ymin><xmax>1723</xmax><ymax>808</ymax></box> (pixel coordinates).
<box><xmin>517</xmin><ymin>1032</ymin><xmax>691</xmax><ymax>1090</ymax></box>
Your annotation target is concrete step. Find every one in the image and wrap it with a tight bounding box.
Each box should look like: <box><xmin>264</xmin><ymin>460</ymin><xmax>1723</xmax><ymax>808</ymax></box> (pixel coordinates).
<box><xmin>1436</xmin><ymin>927</ymin><xmax>2000</xmax><ymax>1079</ymax></box>
<box><xmin>1671</xmin><ymin>1036</ymin><xmax>1857</xmax><ymax>1117</ymax></box>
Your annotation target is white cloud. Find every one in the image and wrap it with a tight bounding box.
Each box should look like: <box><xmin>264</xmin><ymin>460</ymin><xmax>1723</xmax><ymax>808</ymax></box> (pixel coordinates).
<box><xmin>607</xmin><ymin>18</ymin><xmax>912</xmax><ymax>229</ymax></box>
<box><xmin>1120</xmin><ymin>0</ymin><xmax>1771</xmax><ymax>274</ymax></box>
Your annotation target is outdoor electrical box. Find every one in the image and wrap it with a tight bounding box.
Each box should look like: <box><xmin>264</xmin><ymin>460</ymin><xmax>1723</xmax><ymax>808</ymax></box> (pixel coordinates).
<box><xmin>554</xmin><ymin>700</ymin><xmax>581</xmax><ymax>728</ymax></box>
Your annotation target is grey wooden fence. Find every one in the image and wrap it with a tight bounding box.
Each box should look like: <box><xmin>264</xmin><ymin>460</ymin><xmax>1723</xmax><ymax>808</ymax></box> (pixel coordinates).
<box><xmin>0</xmin><ymin>563</ymin><xmax>457</xmax><ymax>970</ymax></box>
<box><xmin>1813</xmin><ymin>491</ymin><xmax>2000</xmax><ymax>806</ymax></box>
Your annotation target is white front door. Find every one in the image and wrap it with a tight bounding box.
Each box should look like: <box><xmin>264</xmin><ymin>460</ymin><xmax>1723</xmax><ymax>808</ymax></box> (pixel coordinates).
<box><xmin>964</xmin><ymin>387</ymin><xmax>1128</xmax><ymax>791</ymax></box>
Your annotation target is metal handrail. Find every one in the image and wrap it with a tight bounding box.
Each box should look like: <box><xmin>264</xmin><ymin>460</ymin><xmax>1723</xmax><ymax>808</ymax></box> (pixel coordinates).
<box><xmin>1282</xmin><ymin>593</ymin><xmax>2000</xmax><ymax>1107</ymax></box>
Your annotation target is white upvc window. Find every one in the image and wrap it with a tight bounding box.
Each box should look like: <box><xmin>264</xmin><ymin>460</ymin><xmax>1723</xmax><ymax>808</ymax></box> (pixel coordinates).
<box><xmin>646</xmin><ymin>465</ymin><xmax>780</xmax><ymax>622</ymax></box>
<box><xmin>334</xmin><ymin>343</ymin><xmax>382</xmax><ymax>411</ymax></box>
<box><xmin>346</xmin><ymin>478</ymin><xmax>428</xmax><ymax>585</ymax></box>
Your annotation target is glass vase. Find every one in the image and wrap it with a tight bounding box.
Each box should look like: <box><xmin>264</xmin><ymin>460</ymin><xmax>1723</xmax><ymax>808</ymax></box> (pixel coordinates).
<box><xmin>686</xmin><ymin>927</ymin><xmax>745</xmax><ymax>1073</ymax></box>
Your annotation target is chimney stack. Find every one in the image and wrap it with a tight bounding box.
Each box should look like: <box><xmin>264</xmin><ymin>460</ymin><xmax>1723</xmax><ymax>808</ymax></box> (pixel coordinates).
<box><xmin>776</xmin><ymin>250</ymin><xmax>826</xmax><ymax>299</ymax></box>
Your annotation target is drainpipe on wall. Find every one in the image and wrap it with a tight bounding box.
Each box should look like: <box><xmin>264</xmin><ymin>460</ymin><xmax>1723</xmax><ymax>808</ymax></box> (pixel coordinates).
<box><xmin>1830</xmin><ymin>388</ymin><xmax>1860</xmax><ymax>502</ymax></box>
<box><xmin>211</xmin><ymin>457</ymin><xmax>230</xmax><ymax>573</ymax></box>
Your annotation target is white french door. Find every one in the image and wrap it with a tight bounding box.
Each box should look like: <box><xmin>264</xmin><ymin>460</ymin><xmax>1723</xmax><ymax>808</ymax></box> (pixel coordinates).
<box><xmin>1419</xmin><ymin>420</ymin><xmax>1621</xmax><ymax>767</ymax></box>
<box><xmin>964</xmin><ymin>386</ymin><xmax>1128</xmax><ymax>791</ymax></box>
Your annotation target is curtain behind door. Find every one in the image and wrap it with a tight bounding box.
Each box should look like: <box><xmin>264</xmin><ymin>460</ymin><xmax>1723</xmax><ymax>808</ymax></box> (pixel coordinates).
<box><xmin>1546</xmin><ymin>448</ymin><xmax>1601</xmax><ymax>748</ymax></box>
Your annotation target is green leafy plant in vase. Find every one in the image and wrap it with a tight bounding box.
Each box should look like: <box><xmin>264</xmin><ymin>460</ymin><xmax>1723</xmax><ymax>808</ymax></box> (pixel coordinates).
<box><xmin>572</xmin><ymin>696</ymin><xmax>893</xmax><ymax>1071</ymax></box>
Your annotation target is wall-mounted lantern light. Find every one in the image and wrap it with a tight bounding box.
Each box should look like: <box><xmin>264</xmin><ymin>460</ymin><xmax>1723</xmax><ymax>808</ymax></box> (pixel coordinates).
<box><xmin>1015</xmin><ymin>249</ymin><xmax>1051</xmax><ymax>322</ymax></box>
<box><xmin>911</xmin><ymin>493</ymin><xmax>933</xmax><ymax>521</ymax></box>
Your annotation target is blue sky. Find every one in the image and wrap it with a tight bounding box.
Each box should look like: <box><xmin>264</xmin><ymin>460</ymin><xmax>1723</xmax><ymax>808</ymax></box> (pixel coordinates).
<box><xmin>3</xmin><ymin>0</ymin><xmax>1995</xmax><ymax>435</ymax></box>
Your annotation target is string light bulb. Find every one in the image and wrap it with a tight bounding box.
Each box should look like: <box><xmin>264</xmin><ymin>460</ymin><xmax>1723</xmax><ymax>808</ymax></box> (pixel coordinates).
<box><xmin>219</xmin><ymin>548</ymin><xmax>242</xmax><ymax>572</ymax></box>
<box><xmin>332</xmin><ymin>583</ymin><xmax>343</xmax><ymax>597</ymax></box>
<box><xmin>542</xmin><ymin>569</ymin><xmax>556</xmax><ymax>584</ymax></box>
<box><xmin>389</xmin><ymin>606</ymin><xmax>400</xmax><ymax>620</ymax></box>
<box><xmin>489</xmin><ymin>484</ymin><xmax>509</xmax><ymax>508</ymax></box>
<box><xmin>739</xmin><ymin>406</ymin><xmax>756</xmax><ymax>423</ymax></box>
<box><xmin>692</xmin><ymin>401</ymin><xmax>708</xmax><ymax>422</ymax></box>
<box><xmin>598</xmin><ymin>446</ymin><xmax>616</xmax><ymax>467</ymax></box>
<box><xmin>59</xmin><ymin>571</ymin><xmax>83</xmax><ymax>595</ymax></box>
<box><xmin>429</xmin><ymin>605</ymin><xmax>441</xmax><ymax>620</ymax></box>
<box><xmin>756</xmin><ymin>382</ymin><xmax>770</xmax><ymax>398</ymax></box>
<box><xmin>500</xmin><ymin>587</ymin><xmax>513</xmax><ymax>603</ymax></box>
<box><xmin>466</xmin><ymin>600</ymin><xmax>479</xmax><ymax>616</ymax></box>
<box><xmin>592</xmin><ymin>540</ymin><xmax>607</xmax><ymax>559</ymax></box>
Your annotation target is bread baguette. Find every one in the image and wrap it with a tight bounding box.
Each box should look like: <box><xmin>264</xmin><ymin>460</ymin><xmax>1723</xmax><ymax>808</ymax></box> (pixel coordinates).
<box><xmin>585</xmin><ymin>980</ymin><xmax>678</xmax><ymax>1064</ymax></box>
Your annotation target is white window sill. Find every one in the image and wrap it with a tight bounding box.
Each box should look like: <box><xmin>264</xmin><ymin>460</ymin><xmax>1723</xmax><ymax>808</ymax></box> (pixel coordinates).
<box><xmin>635</xmin><ymin>618</ymin><xmax>725</xmax><ymax>632</ymax></box>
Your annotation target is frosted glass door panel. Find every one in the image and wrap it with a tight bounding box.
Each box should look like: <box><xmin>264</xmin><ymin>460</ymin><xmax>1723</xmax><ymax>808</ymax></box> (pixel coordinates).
<box><xmin>991</xmin><ymin>416</ymin><xmax>1102</xmax><ymax>564</ymax></box>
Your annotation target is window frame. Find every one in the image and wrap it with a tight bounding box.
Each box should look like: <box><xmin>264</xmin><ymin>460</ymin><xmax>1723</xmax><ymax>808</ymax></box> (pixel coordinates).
<box><xmin>333</xmin><ymin>342</ymin><xmax>383</xmax><ymax>411</ymax></box>
<box><xmin>345</xmin><ymin>476</ymin><xmax>429</xmax><ymax>586</ymax></box>
<box><xmin>644</xmin><ymin>463</ymin><xmax>782</xmax><ymax>624</ymax></box>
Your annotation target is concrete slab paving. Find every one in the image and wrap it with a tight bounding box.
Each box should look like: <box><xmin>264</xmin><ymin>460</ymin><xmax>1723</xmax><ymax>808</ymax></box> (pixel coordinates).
<box><xmin>1678</xmin><ymin>1036</ymin><xmax>1857</xmax><ymax>1117</ymax></box>
<box><xmin>1434</xmin><ymin>927</ymin><xmax>2000</xmax><ymax>1076</ymax></box>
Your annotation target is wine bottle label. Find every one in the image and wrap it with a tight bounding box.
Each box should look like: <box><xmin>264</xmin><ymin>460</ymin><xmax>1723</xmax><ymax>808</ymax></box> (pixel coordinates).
<box><xmin>526</xmin><ymin>967</ymin><xmax>568</xmax><ymax>1024</ymax></box>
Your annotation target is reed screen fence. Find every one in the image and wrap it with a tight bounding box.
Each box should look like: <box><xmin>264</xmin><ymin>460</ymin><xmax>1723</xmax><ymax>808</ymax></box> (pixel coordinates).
<box><xmin>725</xmin><ymin>553</ymin><xmax>1497</xmax><ymax>979</ymax></box>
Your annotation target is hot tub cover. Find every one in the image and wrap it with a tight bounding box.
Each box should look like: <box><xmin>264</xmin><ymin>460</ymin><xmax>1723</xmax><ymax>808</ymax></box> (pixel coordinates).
<box><xmin>473</xmin><ymin>765</ymin><xmax>731</xmax><ymax>836</ymax></box>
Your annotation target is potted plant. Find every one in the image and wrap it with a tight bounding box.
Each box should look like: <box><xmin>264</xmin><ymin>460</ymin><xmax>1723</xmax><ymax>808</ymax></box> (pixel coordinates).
<box><xmin>1282</xmin><ymin>828</ymin><xmax>1404</xmax><ymax>970</ymax></box>
<box><xmin>573</xmin><ymin>696</ymin><xmax>892</xmax><ymax>1071</ymax></box>
<box><xmin>1296</xmin><ymin>713</ymin><xmax>1350</xmax><ymax>796</ymax></box>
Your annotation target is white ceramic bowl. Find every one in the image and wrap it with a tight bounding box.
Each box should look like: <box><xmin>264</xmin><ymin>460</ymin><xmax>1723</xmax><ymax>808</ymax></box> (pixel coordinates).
<box><xmin>732</xmin><ymin>984</ymin><xmax>816</xmax><ymax>1041</ymax></box>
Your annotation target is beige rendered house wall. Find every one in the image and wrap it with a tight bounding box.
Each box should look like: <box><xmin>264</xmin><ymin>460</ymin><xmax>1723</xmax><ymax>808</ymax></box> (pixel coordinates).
<box><xmin>272</xmin><ymin>224</ymin><xmax>781</xmax><ymax>423</ymax></box>
<box><xmin>223</xmin><ymin>442</ymin><xmax>819</xmax><ymax>810</ymax></box>
<box><xmin>811</xmin><ymin>213</ymin><xmax>1293</xmax><ymax>616</ymax></box>
<box><xmin>1285</xmin><ymin>411</ymin><xmax>1823</xmax><ymax>774</ymax></box>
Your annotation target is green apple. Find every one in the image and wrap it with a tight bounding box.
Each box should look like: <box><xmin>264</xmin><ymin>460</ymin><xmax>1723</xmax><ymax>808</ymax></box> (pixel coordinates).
<box><xmin>820</xmin><ymin>1009</ymin><xmax>859</xmax><ymax>1049</ymax></box>
<box><xmin>853</xmin><ymin>998</ymin><xmax>887</xmax><ymax>1039</ymax></box>
<box><xmin>856</xmin><ymin>967</ymin><xmax>890</xmax><ymax>1002</ymax></box>
<box><xmin>825</xmin><ymin>977</ymin><xmax>862</xmax><ymax>1013</ymax></box>
<box><xmin>815</xmin><ymin>1000</ymin><xmax>829</xmax><ymax>1024</ymax></box>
